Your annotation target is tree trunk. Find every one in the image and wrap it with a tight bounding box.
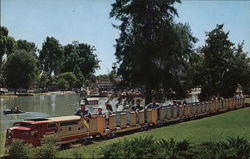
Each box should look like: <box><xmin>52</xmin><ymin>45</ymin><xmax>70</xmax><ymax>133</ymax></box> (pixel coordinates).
<box><xmin>145</xmin><ymin>85</ymin><xmax>152</xmax><ymax>106</ymax></box>
<box><xmin>14</xmin><ymin>89</ymin><xmax>16</xmax><ymax>95</ymax></box>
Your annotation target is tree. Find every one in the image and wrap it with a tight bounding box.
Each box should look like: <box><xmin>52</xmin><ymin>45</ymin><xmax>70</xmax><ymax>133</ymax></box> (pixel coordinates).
<box><xmin>39</xmin><ymin>37</ymin><xmax>64</xmax><ymax>76</ymax></box>
<box><xmin>61</xmin><ymin>41</ymin><xmax>99</xmax><ymax>79</ymax></box>
<box><xmin>73</xmin><ymin>64</ymin><xmax>84</xmax><ymax>88</ymax></box>
<box><xmin>57</xmin><ymin>72</ymin><xmax>77</xmax><ymax>89</ymax></box>
<box><xmin>4</xmin><ymin>50</ymin><xmax>38</xmax><ymax>94</ymax></box>
<box><xmin>190</xmin><ymin>25</ymin><xmax>250</xmax><ymax>100</ymax></box>
<box><xmin>56</xmin><ymin>78</ymin><xmax>69</xmax><ymax>91</ymax></box>
<box><xmin>0</xmin><ymin>26</ymin><xmax>16</xmax><ymax>59</ymax></box>
<box><xmin>16</xmin><ymin>40</ymin><xmax>37</xmax><ymax>57</ymax></box>
<box><xmin>110</xmin><ymin>0</ymin><xmax>196</xmax><ymax>104</ymax></box>
<box><xmin>37</xmin><ymin>72</ymin><xmax>49</xmax><ymax>88</ymax></box>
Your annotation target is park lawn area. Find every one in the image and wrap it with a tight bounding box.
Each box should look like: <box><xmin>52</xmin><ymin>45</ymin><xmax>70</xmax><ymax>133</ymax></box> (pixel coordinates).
<box><xmin>57</xmin><ymin>104</ymin><xmax>250</xmax><ymax>158</ymax></box>
<box><xmin>246</xmin><ymin>97</ymin><xmax>250</xmax><ymax>104</ymax></box>
<box><xmin>0</xmin><ymin>132</ymin><xmax>5</xmax><ymax>157</ymax></box>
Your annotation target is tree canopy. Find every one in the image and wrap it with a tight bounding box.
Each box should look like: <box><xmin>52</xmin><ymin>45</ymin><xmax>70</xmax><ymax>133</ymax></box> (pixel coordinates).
<box><xmin>0</xmin><ymin>26</ymin><xmax>16</xmax><ymax>59</ymax></box>
<box><xmin>189</xmin><ymin>24</ymin><xmax>250</xmax><ymax>100</ymax></box>
<box><xmin>57</xmin><ymin>72</ymin><xmax>77</xmax><ymax>88</ymax></box>
<box><xmin>39</xmin><ymin>37</ymin><xmax>64</xmax><ymax>76</ymax></box>
<box><xmin>110</xmin><ymin>0</ymin><xmax>196</xmax><ymax>104</ymax></box>
<box><xmin>4</xmin><ymin>50</ymin><xmax>38</xmax><ymax>93</ymax></box>
<box><xmin>16</xmin><ymin>40</ymin><xmax>37</xmax><ymax>57</ymax></box>
<box><xmin>61</xmin><ymin>41</ymin><xmax>100</xmax><ymax>79</ymax></box>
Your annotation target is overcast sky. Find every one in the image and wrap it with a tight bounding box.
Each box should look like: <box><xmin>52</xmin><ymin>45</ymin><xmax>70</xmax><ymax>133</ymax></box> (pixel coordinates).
<box><xmin>1</xmin><ymin>0</ymin><xmax>250</xmax><ymax>75</ymax></box>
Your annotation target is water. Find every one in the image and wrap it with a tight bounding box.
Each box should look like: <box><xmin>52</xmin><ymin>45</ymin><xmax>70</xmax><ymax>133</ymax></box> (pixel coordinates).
<box><xmin>0</xmin><ymin>94</ymin><xmax>198</xmax><ymax>132</ymax></box>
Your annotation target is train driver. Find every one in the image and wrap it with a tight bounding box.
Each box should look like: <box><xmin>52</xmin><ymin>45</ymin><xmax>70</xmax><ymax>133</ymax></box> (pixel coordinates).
<box><xmin>75</xmin><ymin>100</ymin><xmax>91</xmax><ymax>117</ymax></box>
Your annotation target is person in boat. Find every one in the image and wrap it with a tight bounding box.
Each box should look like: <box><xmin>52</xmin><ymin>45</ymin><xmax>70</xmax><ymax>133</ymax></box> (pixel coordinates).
<box><xmin>75</xmin><ymin>100</ymin><xmax>91</xmax><ymax>117</ymax></box>
<box><xmin>146</xmin><ymin>97</ymin><xmax>160</xmax><ymax>109</ymax></box>
<box><xmin>16</xmin><ymin>106</ymin><xmax>20</xmax><ymax>113</ymax></box>
<box><xmin>132</xmin><ymin>99</ymin><xmax>143</xmax><ymax>111</ymax></box>
<box><xmin>11</xmin><ymin>106</ymin><xmax>20</xmax><ymax>113</ymax></box>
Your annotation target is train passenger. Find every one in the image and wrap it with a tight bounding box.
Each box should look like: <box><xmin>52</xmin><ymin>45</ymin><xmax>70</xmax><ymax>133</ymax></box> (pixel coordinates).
<box><xmin>105</xmin><ymin>104</ymin><xmax>113</xmax><ymax>127</ymax></box>
<box><xmin>105</xmin><ymin>104</ymin><xmax>113</xmax><ymax>118</ymax></box>
<box><xmin>218</xmin><ymin>96</ymin><xmax>224</xmax><ymax>100</ymax></box>
<box><xmin>146</xmin><ymin>97</ymin><xmax>160</xmax><ymax>109</ymax></box>
<box><xmin>132</xmin><ymin>99</ymin><xmax>143</xmax><ymax>111</ymax></box>
<box><xmin>75</xmin><ymin>100</ymin><xmax>91</xmax><ymax>117</ymax></box>
<box><xmin>97</xmin><ymin>106</ymin><xmax>103</xmax><ymax>115</ymax></box>
<box><xmin>211</xmin><ymin>96</ymin><xmax>217</xmax><ymax>101</ymax></box>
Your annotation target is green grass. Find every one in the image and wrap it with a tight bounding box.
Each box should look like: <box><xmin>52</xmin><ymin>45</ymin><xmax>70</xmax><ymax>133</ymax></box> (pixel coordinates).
<box><xmin>0</xmin><ymin>94</ymin><xmax>17</xmax><ymax>98</ymax></box>
<box><xmin>57</xmin><ymin>105</ymin><xmax>250</xmax><ymax>158</ymax></box>
<box><xmin>0</xmin><ymin>132</ymin><xmax>5</xmax><ymax>157</ymax></box>
<box><xmin>246</xmin><ymin>97</ymin><xmax>250</xmax><ymax>104</ymax></box>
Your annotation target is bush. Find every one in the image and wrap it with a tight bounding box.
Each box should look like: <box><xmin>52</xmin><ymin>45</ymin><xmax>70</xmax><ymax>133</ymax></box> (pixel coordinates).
<box><xmin>157</xmin><ymin>138</ymin><xmax>195</xmax><ymax>159</ymax></box>
<box><xmin>7</xmin><ymin>139</ymin><xmax>32</xmax><ymax>159</ymax></box>
<box><xmin>100</xmin><ymin>136</ymin><xmax>250</xmax><ymax>159</ymax></box>
<box><xmin>57</xmin><ymin>72</ymin><xmax>77</xmax><ymax>88</ymax></box>
<box><xmin>102</xmin><ymin>136</ymin><xmax>158</xmax><ymax>159</ymax></box>
<box><xmin>30</xmin><ymin>136</ymin><xmax>58</xmax><ymax>159</ymax></box>
<box><xmin>7</xmin><ymin>136</ymin><xmax>58</xmax><ymax>159</ymax></box>
<box><xmin>196</xmin><ymin>137</ymin><xmax>250</xmax><ymax>159</ymax></box>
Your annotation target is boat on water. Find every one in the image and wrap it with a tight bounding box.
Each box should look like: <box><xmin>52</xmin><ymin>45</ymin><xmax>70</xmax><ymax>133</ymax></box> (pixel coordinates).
<box><xmin>3</xmin><ymin>108</ymin><xmax>25</xmax><ymax>115</ymax></box>
<box><xmin>85</xmin><ymin>97</ymin><xmax>99</xmax><ymax>106</ymax></box>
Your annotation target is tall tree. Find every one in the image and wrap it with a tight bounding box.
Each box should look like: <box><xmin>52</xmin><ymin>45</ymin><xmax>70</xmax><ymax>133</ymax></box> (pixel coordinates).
<box><xmin>39</xmin><ymin>37</ymin><xmax>64</xmax><ymax>76</ymax></box>
<box><xmin>191</xmin><ymin>25</ymin><xmax>250</xmax><ymax>100</ymax></box>
<box><xmin>4</xmin><ymin>50</ymin><xmax>38</xmax><ymax>94</ymax></box>
<box><xmin>110</xmin><ymin>0</ymin><xmax>196</xmax><ymax>104</ymax></box>
<box><xmin>61</xmin><ymin>41</ymin><xmax>99</xmax><ymax>80</ymax></box>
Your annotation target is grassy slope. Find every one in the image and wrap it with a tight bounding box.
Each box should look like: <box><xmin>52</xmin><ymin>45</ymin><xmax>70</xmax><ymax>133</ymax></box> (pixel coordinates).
<box><xmin>57</xmin><ymin>104</ymin><xmax>250</xmax><ymax>158</ymax></box>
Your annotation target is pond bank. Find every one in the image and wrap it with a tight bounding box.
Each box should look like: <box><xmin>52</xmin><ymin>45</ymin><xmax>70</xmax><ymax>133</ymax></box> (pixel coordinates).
<box><xmin>0</xmin><ymin>91</ymin><xmax>76</xmax><ymax>98</ymax></box>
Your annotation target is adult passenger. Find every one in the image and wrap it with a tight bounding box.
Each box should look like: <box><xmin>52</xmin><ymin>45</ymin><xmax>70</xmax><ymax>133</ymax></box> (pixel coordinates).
<box><xmin>132</xmin><ymin>99</ymin><xmax>143</xmax><ymax>111</ymax></box>
<box><xmin>75</xmin><ymin>100</ymin><xmax>91</xmax><ymax>117</ymax></box>
<box><xmin>105</xmin><ymin>103</ymin><xmax>113</xmax><ymax>127</ymax></box>
<box><xmin>146</xmin><ymin>97</ymin><xmax>160</xmax><ymax>109</ymax></box>
<box><xmin>105</xmin><ymin>104</ymin><xmax>113</xmax><ymax>119</ymax></box>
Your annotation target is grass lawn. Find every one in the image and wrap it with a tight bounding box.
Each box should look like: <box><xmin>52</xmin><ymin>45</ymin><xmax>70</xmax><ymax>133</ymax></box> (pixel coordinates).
<box><xmin>0</xmin><ymin>132</ymin><xmax>5</xmax><ymax>157</ymax></box>
<box><xmin>246</xmin><ymin>98</ymin><xmax>250</xmax><ymax>104</ymax></box>
<box><xmin>57</xmin><ymin>103</ymin><xmax>250</xmax><ymax>158</ymax></box>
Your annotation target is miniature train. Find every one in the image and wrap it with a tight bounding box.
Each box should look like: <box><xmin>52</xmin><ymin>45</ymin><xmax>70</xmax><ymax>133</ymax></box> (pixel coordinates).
<box><xmin>5</xmin><ymin>97</ymin><xmax>245</xmax><ymax>146</ymax></box>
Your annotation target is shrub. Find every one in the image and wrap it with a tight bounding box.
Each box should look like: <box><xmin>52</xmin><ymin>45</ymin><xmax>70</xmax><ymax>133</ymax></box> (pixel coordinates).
<box><xmin>100</xmin><ymin>136</ymin><xmax>250</xmax><ymax>159</ymax></box>
<box><xmin>101</xmin><ymin>136</ymin><xmax>158</xmax><ymax>159</ymax></box>
<box><xmin>30</xmin><ymin>136</ymin><xmax>58</xmax><ymax>159</ymax></box>
<box><xmin>7</xmin><ymin>139</ymin><xmax>32</xmax><ymax>159</ymax></box>
<box><xmin>197</xmin><ymin>137</ymin><xmax>250</xmax><ymax>159</ymax></box>
<box><xmin>157</xmin><ymin>138</ymin><xmax>195</xmax><ymax>159</ymax></box>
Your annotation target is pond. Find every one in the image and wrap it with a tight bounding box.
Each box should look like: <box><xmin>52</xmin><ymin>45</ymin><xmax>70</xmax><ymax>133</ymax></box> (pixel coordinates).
<box><xmin>0</xmin><ymin>94</ymin><xmax>199</xmax><ymax>132</ymax></box>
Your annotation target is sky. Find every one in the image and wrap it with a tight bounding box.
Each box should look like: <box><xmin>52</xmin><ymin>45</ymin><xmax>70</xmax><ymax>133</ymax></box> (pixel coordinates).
<box><xmin>1</xmin><ymin>0</ymin><xmax>250</xmax><ymax>75</ymax></box>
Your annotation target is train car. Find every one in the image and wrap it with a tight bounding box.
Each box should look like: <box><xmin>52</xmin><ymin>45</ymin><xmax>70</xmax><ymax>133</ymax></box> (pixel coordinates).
<box><xmin>5</xmin><ymin>97</ymin><xmax>246</xmax><ymax>147</ymax></box>
<box><xmin>5</xmin><ymin>115</ymin><xmax>105</xmax><ymax>146</ymax></box>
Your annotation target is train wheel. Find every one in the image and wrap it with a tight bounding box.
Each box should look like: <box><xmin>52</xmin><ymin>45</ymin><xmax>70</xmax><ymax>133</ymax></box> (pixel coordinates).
<box><xmin>106</xmin><ymin>132</ymin><xmax>115</xmax><ymax>139</ymax></box>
